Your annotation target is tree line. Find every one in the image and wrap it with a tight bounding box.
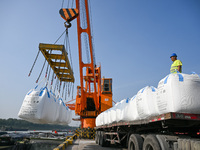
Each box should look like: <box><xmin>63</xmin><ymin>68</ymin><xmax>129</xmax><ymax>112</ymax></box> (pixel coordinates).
<box><xmin>0</xmin><ymin>118</ymin><xmax>77</xmax><ymax>131</ymax></box>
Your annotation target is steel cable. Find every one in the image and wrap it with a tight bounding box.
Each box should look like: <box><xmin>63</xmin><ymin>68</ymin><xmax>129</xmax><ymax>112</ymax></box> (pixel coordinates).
<box><xmin>36</xmin><ymin>59</ymin><xmax>46</xmax><ymax>83</ymax></box>
<box><xmin>28</xmin><ymin>49</ymin><xmax>40</xmax><ymax>77</ymax></box>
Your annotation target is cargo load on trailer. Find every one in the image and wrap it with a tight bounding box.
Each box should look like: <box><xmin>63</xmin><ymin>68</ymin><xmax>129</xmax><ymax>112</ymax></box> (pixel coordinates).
<box><xmin>96</xmin><ymin>73</ymin><xmax>200</xmax><ymax>126</ymax></box>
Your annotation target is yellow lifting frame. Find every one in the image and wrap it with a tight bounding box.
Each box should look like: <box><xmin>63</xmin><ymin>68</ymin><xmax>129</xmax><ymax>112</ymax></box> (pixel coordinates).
<box><xmin>39</xmin><ymin>43</ymin><xmax>74</xmax><ymax>83</ymax></box>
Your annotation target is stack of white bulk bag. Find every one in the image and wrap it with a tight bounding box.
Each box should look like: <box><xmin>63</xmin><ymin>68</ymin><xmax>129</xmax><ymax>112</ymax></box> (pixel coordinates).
<box><xmin>156</xmin><ymin>73</ymin><xmax>200</xmax><ymax>114</ymax></box>
<box><xmin>136</xmin><ymin>86</ymin><xmax>159</xmax><ymax>119</ymax></box>
<box><xmin>18</xmin><ymin>84</ymin><xmax>72</xmax><ymax>125</ymax></box>
<box><xmin>122</xmin><ymin>95</ymin><xmax>139</xmax><ymax>121</ymax></box>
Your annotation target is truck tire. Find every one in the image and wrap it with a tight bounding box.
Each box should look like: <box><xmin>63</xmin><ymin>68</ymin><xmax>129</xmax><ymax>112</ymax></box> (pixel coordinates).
<box><xmin>99</xmin><ymin>131</ymin><xmax>107</xmax><ymax>147</ymax></box>
<box><xmin>97</xmin><ymin>131</ymin><xmax>101</xmax><ymax>145</ymax></box>
<box><xmin>143</xmin><ymin>134</ymin><xmax>161</xmax><ymax>150</ymax></box>
<box><xmin>95</xmin><ymin>131</ymin><xmax>98</xmax><ymax>144</ymax></box>
<box><xmin>156</xmin><ymin>135</ymin><xmax>172</xmax><ymax>150</ymax></box>
<box><xmin>128</xmin><ymin>134</ymin><xmax>143</xmax><ymax>150</ymax></box>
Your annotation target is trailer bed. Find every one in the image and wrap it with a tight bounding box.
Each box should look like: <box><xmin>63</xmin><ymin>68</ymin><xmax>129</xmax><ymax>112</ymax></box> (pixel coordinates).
<box><xmin>95</xmin><ymin>112</ymin><xmax>200</xmax><ymax>129</ymax></box>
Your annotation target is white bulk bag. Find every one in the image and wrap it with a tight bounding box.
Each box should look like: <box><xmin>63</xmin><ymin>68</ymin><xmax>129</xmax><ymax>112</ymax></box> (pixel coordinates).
<box><xmin>66</xmin><ymin>107</ymin><xmax>72</xmax><ymax>124</ymax></box>
<box><xmin>136</xmin><ymin>86</ymin><xmax>158</xmax><ymax>119</ymax></box>
<box><xmin>18</xmin><ymin>87</ymin><xmax>50</xmax><ymax>124</ymax></box>
<box><xmin>100</xmin><ymin>112</ymin><xmax>104</xmax><ymax>126</ymax></box>
<box><xmin>107</xmin><ymin>109</ymin><xmax>112</xmax><ymax>124</ymax></box>
<box><xmin>121</xmin><ymin>98</ymin><xmax>131</xmax><ymax>121</ymax></box>
<box><xmin>95</xmin><ymin>113</ymin><xmax>100</xmax><ymax>126</ymax></box>
<box><xmin>56</xmin><ymin>98</ymin><xmax>71</xmax><ymax>125</ymax></box>
<box><xmin>110</xmin><ymin>102</ymin><xmax>119</xmax><ymax>123</ymax></box>
<box><xmin>96</xmin><ymin>112</ymin><xmax>105</xmax><ymax>126</ymax></box>
<box><xmin>116</xmin><ymin>99</ymin><xmax>126</xmax><ymax>122</ymax></box>
<box><xmin>103</xmin><ymin>110</ymin><xmax>109</xmax><ymax>125</ymax></box>
<box><xmin>53</xmin><ymin>97</ymin><xmax>61</xmax><ymax>123</ymax></box>
<box><xmin>40</xmin><ymin>88</ymin><xmax>58</xmax><ymax>124</ymax></box>
<box><xmin>122</xmin><ymin>95</ymin><xmax>140</xmax><ymax>121</ymax></box>
<box><xmin>59</xmin><ymin>99</ymin><xmax>66</xmax><ymax>123</ymax></box>
<box><xmin>156</xmin><ymin>73</ymin><xmax>200</xmax><ymax>114</ymax></box>
<box><xmin>97</xmin><ymin>112</ymin><xmax>104</xmax><ymax>126</ymax></box>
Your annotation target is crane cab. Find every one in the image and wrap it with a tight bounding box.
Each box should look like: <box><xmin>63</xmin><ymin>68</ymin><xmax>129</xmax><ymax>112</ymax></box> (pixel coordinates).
<box><xmin>101</xmin><ymin>78</ymin><xmax>112</xmax><ymax>112</ymax></box>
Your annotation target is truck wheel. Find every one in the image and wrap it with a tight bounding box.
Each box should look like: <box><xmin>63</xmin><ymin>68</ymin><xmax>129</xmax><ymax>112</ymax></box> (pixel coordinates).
<box><xmin>143</xmin><ymin>135</ymin><xmax>161</xmax><ymax>150</ymax></box>
<box><xmin>128</xmin><ymin>134</ymin><xmax>143</xmax><ymax>150</ymax></box>
<box><xmin>97</xmin><ymin>131</ymin><xmax>100</xmax><ymax>145</ymax></box>
<box><xmin>97</xmin><ymin>131</ymin><xmax>101</xmax><ymax>145</ymax></box>
<box><xmin>156</xmin><ymin>135</ymin><xmax>170</xmax><ymax>150</ymax></box>
<box><xmin>99</xmin><ymin>131</ymin><xmax>106</xmax><ymax>147</ymax></box>
<box><xmin>95</xmin><ymin>131</ymin><xmax>98</xmax><ymax>144</ymax></box>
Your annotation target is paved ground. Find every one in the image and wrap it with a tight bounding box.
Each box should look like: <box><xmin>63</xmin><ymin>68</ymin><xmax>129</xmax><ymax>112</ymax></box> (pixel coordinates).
<box><xmin>66</xmin><ymin>139</ymin><xmax>127</xmax><ymax>150</ymax></box>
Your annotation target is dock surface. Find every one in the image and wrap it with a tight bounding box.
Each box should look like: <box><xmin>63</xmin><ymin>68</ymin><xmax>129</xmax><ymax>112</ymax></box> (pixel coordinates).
<box><xmin>66</xmin><ymin>139</ymin><xmax>127</xmax><ymax>150</ymax></box>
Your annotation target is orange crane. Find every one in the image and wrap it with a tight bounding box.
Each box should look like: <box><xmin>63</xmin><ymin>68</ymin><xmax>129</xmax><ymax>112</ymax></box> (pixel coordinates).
<box><xmin>59</xmin><ymin>0</ymin><xmax>113</xmax><ymax>129</ymax></box>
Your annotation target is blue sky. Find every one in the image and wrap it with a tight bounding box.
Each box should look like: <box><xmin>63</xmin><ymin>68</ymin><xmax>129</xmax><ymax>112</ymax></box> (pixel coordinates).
<box><xmin>0</xmin><ymin>0</ymin><xmax>199</xmax><ymax>126</ymax></box>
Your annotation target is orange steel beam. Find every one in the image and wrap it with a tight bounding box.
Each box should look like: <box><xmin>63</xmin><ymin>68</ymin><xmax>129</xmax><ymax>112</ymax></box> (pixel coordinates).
<box><xmin>76</xmin><ymin>0</ymin><xmax>98</xmax><ymax>110</ymax></box>
<box><xmin>66</xmin><ymin>103</ymin><xmax>75</xmax><ymax>110</ymax></box>
<box><xmin>75</xmin><ymin>0</ymin><xmax>102</xmax><ymax>128</ymax></box>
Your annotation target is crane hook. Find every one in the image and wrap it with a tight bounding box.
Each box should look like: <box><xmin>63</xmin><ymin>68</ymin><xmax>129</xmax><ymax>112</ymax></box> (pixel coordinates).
<box><xmin>64</xmin><ymin>21</ymin><xmax>72</xmax><ymax>28</ymax></box>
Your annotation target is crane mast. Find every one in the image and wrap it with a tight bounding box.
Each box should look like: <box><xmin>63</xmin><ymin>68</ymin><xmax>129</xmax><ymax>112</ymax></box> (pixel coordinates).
<box><xmin>60</xmin><ymin>0</ymin><xmax>113</xmax><ymax>129</ymax></box>
<box><xmin>75</xmin><ymin>0</ymin><xmax>100</xmax><ymax>128</ymax></box>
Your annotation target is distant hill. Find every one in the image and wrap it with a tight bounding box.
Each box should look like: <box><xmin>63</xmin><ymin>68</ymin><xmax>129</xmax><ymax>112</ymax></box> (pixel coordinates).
<box><xmin>0</xmin><ymin>118</ymin><xmax>78</xmax><ymax>131</ymax></box>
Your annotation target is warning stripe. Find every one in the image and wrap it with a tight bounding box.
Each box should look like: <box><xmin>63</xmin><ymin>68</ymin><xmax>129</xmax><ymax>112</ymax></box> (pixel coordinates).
<box><xmin>63</xmin><ymin>9</ymin><xmax>70</xmax><ymax>20</ymax></box>
<box><xmin>59</xmin><ymin>8</ymin><xmax>79</xmax><ymax>22</ymax></box>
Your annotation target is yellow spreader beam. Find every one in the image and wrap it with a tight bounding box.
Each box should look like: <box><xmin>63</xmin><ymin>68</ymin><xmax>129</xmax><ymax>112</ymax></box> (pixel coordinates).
<box><xmin>39</xmin><ymin>43</ymin><xmax>74</xmax><ymax>83</ymax></box>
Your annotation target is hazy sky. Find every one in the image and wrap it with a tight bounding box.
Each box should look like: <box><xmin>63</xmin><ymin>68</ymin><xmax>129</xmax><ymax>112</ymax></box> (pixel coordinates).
<box><xmin>0</xmin><ymin>0</ymin><xmax>199</xmax><ymax>127</ymax></box>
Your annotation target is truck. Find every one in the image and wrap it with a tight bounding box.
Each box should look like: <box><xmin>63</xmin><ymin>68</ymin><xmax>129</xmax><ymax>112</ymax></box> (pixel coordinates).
<box><xmin>95</xmin><ymin>112</ymin><xmax>200</xmax><ymax>150</ymax></box>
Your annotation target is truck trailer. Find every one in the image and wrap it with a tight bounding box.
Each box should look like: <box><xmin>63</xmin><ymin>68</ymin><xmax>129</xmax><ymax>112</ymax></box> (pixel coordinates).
<box><xmin>95</xmin><ymin>112</ymin><xmax>200</xmax><ymax>150</ymax></box>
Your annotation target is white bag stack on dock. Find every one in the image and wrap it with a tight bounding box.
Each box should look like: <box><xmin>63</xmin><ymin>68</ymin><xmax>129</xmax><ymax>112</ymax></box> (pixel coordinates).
<box><xmin>96</xmin><ymin>73</ymin><xmax>200</xmax><ymax>127</ymax></box>
<box><xmin>18</xmin><ymin>83</ymin><xmax>72</xmax><ymax>125</ymax></box>
<box><xmin>156</xmin><ymin>73</ymin><xmax>200</xmax><ymax>114</ymax></box>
